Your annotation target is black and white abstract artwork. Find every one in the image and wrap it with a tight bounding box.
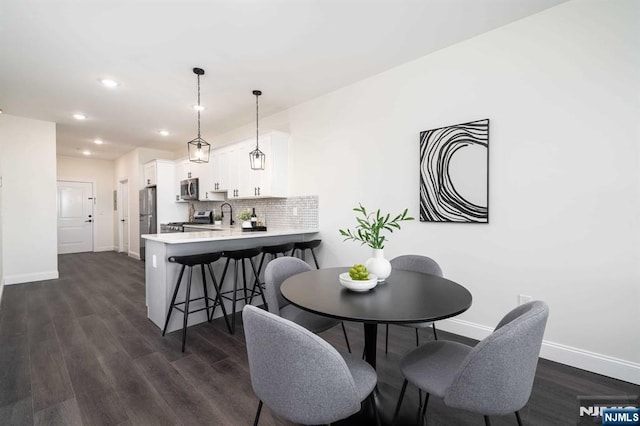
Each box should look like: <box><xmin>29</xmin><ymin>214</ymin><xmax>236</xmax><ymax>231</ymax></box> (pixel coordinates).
<box><xmin>420</xmin><ymin>118</ymin><xmax>489</xmax><ymax>223</ymax></box>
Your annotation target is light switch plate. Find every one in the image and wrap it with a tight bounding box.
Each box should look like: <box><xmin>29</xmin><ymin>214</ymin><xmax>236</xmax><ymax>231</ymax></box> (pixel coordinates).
<box><xmin>518</xmin><ymin>294</ymin><xmax>532</xmax><ymax>306</ymax></box>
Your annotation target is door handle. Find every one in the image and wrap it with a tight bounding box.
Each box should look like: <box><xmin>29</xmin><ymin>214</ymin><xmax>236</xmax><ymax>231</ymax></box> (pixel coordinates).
<box><xmin>85</xmin><ymin>219</ymin><xmax>93</xmax><ymax>223</ymax></box>
<box><xmin>120</xmin><ymin>219</ymin><xmax>125</xmax><ymax>222</ymax></box>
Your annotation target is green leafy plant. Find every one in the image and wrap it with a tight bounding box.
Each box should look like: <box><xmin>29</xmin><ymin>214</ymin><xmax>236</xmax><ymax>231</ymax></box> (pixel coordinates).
<box><xmin>339</xmin><ymin>204</ymin><xmax>414</xmax><ymax>249</ymax></box>
<box><xmin>213</xmin><ymin>214</ymin><xmax>222</xmax><ymax>221</ymax></box>
<box><xmin>237</xmin><ymin>209</ymin><xmax>252</xmax><ymax>221</ymax></box>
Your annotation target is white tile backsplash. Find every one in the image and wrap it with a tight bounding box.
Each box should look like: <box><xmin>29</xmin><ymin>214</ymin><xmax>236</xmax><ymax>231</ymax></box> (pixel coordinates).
<box><xmin>193</xmin><ymin>196</ymin><xmax>318</xmax><ymax>229</ymax></box>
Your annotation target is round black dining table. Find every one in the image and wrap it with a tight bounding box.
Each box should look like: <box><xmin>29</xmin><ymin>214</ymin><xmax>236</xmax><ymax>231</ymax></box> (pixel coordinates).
<box><xmin>281</xmin><ymin>267</ymin><xmax>472</xmax><ymax>368</ymax></box>
<box><xmin>280</xmin><ymin>267</ymin><xmax>473</xmax><ymax>425</ymax></box>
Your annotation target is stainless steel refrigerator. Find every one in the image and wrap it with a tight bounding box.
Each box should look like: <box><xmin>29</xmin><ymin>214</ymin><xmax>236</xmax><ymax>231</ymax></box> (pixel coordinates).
<box><xmin>139</xmin><ymin>187</ymin><xmax>157</xmax><ymax>261</ymax></box>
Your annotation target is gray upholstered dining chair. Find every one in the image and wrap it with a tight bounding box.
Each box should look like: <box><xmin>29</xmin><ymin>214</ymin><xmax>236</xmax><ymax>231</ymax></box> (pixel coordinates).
<box><xmin>393</xmin><ymin>301</ymin><xmax>549</xmax><ymax>426</ymax></box>
<box><xmin>242</xmin><ymin>304</ymin><xmax>378</xmax><ymax>425</ymax></box>
<box><xmin>264</xmin><ymin>256</ymin><xmax>352</xmax><ymax>353</ymax></box>
<box><xmin>385</xmin><ymin>255</ymin><xmax>443</xmax><ymax>353</ymax></box>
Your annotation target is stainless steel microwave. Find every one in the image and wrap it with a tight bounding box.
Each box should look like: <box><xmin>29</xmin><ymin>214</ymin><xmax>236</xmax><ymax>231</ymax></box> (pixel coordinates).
<box><xmin>180</xmin><ymin>178</ymin><xmax>199</xmax><ymax>200</ymax></box>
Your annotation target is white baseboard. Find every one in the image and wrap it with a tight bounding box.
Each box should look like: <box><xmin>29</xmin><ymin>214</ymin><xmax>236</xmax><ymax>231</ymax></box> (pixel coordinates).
<box><xmin>4</xmin><ymin>270</ymin><xmax>59</xmax><ymax>285</ymax></box>
<box><xmin>0</xmin><ymin>283</ymin><xmax>4</xmax><ymax>309</ymax></box>
<box><xmin>129</xmin><ymin>252</ymin><xmax>141</xmax><ymax>260</ymax></box>
<box><xmin>94</xmin><ymin>246</ymin><xmax>115</xmax><ymax>252</ymax></box>
<box><xmin>438</xmin><ymin>318</ymin><xmax>640</xmax><ymax>385</ymax></box>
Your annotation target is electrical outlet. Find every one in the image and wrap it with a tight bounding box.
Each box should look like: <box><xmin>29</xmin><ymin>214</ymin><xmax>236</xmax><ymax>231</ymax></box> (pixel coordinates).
<box><xmin>293</xmin><ymin>207</ymin><xmax>298</xmax><ymax>216</ymax></box>
<box><xmin>518</xmin><ymin>294</ymin><xmax>533</xmax><ymax>306</ymax></box>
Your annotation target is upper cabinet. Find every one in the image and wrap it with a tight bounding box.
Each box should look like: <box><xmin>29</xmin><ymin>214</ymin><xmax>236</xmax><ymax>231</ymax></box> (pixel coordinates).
<box><xmin>220</xmin><ymin>131</ymin><xmax>290</xmax><ymax>199</ymax></box>
<box><xmin>170</xmin><ymin>131</ymin><xmax>289</xmax><ymax>201</ymax></box>
<box><xmin>143</xmin><ymin>161</ymin><xmax>157</xmax><ymax>187</ymax></box>
<box><xmin>144</xmin><ymin>160</ymin><xmax>185</xmax><ymax>222</ymax></box>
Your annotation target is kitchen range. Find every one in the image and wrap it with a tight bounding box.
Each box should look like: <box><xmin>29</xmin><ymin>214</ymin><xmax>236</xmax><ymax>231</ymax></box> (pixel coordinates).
<box><xmin>160</xmin><ymin>210</ymin><xmax>214</xmax><ymax>233</ymax></box>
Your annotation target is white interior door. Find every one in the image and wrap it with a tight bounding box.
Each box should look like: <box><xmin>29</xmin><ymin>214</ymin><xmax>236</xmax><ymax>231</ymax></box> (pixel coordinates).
<box><xmin>57</xmin><ymin>181</ymin><xmax>94</xmax><ymax>254</ymax></box>
<box><xmin>119</xmin><ymin>180</ymin><xmax>129</xmax><ymax>253</ymax></box>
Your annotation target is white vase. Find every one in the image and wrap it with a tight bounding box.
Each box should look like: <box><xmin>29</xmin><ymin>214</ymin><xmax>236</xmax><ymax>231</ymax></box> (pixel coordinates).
<box><xmin>365</xmin><ymin>248</ymin><xmax>392</xmax><ymax>282</ymax></box>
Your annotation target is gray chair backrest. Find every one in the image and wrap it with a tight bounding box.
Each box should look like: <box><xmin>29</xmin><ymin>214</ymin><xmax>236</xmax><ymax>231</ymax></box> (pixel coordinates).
<box><xmin>444</xmin><ymin>301</ymin><xmax>549</xmax><ymax>416</ymax></box>
<box><xmin>264</xmin><ymin>256</ymin><xmax>312</xmax><ymax>315</ymax></box>
<box><xmin>242</xmin><ymin>305</ymin><xmax>361</xmax><ymax>424</ymax></box>
<box><xmin>390</xmin><ymin>254</ymin><xmax>443</xmax><ymax>277</ymax></box>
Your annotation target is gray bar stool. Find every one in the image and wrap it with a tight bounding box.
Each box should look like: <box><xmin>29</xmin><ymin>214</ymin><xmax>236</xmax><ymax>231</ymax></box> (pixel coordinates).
<box><xmin>218</xmin><ymin>247</ymin><xmax>266</xmax><ymax>333</ymax></box>
<box><xmin>291</xmin><ymin>239</ymin><xmax>322</xmax><ymax>269</ymax></box>
<box><xmin>162</xmin><ymin>251</ymin><xmax>230</xmax><ymax>352</ymax></box>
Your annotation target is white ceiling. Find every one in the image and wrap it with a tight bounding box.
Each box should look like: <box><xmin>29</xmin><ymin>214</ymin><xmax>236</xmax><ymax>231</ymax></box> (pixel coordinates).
<box><xmin>0</xmin><ymin>0</ymin><xmax>566</xmax><ymax>160</ymax></box>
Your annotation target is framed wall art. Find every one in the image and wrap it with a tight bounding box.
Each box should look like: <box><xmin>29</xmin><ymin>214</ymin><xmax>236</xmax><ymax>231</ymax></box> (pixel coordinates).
<box><xmin>419</xmin><ymin>118</ymin><xmax>489</xmax><ymax>223</ymax></box>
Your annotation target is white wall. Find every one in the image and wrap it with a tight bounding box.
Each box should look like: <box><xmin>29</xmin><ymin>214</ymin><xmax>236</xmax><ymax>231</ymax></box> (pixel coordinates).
<box><xmin>0</xmin><ymin>124</ymin><xmax>4</xmax><ymax>305</ymax></box>
<box><xmin>215</xmin><ymin>1</ymin><xmax>640</xmax><ymax>383</ymax></box>
<box><xmin>57</xmin><ymin>155</ymin><xmax>116</xmax><ymax>251</ymax></box>
<box><xmin>0</xmin><ymin>114</ymin><xmax>58</xmax><ymax>284</ymax></box>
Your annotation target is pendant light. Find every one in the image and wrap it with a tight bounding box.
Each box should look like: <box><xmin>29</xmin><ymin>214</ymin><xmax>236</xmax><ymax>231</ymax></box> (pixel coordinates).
<box><xmin>249</xmin><ymin>90</ymin><xmax>265</xmax><ymax>170</ymax></box>
<box><xmin>187</xmin><ymin>67</ymin><xmax>211</xmax><ymax>163</ymax></box>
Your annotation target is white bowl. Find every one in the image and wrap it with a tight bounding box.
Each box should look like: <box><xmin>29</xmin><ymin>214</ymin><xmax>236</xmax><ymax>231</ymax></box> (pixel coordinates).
<box><xmin>339</xmin><ymin>272</ymin><xmax>378</xmax><ymax>292</ymax></box>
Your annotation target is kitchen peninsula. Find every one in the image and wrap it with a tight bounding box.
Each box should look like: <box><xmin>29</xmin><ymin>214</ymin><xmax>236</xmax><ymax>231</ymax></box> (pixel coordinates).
<box><xmin>142</xmin><ymin>228</ymin><xmax>319</xmax><ymax>333</ymax></box>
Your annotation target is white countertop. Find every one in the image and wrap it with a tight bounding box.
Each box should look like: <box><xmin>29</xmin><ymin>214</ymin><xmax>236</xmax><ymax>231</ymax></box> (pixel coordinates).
<box><xmin>142</xmin><ymin>228</ymin><xmax>319</xmax><ymax>244</ymax></box>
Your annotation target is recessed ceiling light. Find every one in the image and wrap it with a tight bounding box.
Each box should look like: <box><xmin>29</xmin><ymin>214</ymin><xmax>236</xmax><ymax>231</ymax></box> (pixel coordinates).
<box><xmin>94</xmin><ymin>139</ymin><xmax>103</xmax><ymax>144</ymax></box>
<box><xmin>100</xmin><ymin>79</ymin><xmax>118</xmax><ymax>88</ymax></box>
<box><xmin>73</xmin><ymin>113</ymin><xmax>86</xmax><ymax>120</ymax></box>
<box><xmin>193</xmin><ymin>105</ymin><xmax>205</xmax><ymax>111</ymax></box>
<box><xmin>159</xmin><ymin>130</ymin><xmax>169</xmax><ymax>136</ymax></box>
<box><xmin>82</xmin><ymin>150</ymin><xmax>91</xmax><ymax>156</ymax></box>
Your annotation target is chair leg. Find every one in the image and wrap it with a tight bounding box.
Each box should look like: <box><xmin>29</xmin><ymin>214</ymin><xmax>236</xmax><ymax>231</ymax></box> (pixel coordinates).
<box><xmin>370</xmin><ymin>392</ymin><xmax>381</xmax><ymax>426</ymax></box>
<box><xmin>249</xmin><ymin>257</ymin><xmax>268</xmax><ymax>309</ymax></box>
<box><xmin>484</xmin><ymin>415</ymin><xmax>491</xmax><ymax>426</ymax></box>
<box><xmin>241</xmin><ymin>259</ymin><xmax>249</xmax><ymax>303</ymax></box>
<box><xmin>432</xmin><ymin>323</ymin><xmax>438</xmax><ymax>340</ymax></box>
<box><xmin>231</xmin><ymin>259</ymin><xmax>239</xmax><ymax>334</ymax></box>
<box><xmin>515</xmin><ymin>411</ymin><xmax>523</xmax><ymax>426</ymax></box>
<box><xmin>392</xmin><ymin>379</ymin><xmax>408</xmax><ymax>425</ymax></box>
<box><xmin>207</xmin><ymin>263</ymin><xmax>232</xmax><ymax>333</ymax></box>
<box><xmin>249</xmin><ymin>253</ymin><xmax>266</xmax><ymax>305</ymax></box>
<box><xmin>201</xmin><ymin>264</ymin><xmax>211</xmax><ymax>322</ymax></box>
<box><xmin>253</xmin><ymin>400</ymin><xmax>263</xmax><ymax>426</ymax></box>
<box><xmin>181</xmin><ymin>267</ymin><xmax>193</xmax><ymax>352</ymax></box>
<box><xmin>385</xmin><ymin>324</ymin><xmax>389</xmax><ymax>354</ymax></box>
<box><xmin>340</xmin><ymin>322</ymin><xmax>351</xmax><ymax>353</ymax></box>
<box><xmin>162</xmin><ymin>265</ymin><xmax>185</xmax><ymax>336</ymax></box>
<box><xmin>310</xmin><ymin>247</ymin><xmax>320</xmax><ymax>269</ymax></box>
<box><xmin>420</xmin><ymin>393</ymin><xmax>429</xmax><ymax>420</ymax></box>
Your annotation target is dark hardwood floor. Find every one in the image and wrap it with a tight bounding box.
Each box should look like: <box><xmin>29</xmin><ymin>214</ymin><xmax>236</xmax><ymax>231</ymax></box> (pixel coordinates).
<box><xmin>0</xmin><ymin>252</ymin><xmax>637</xmax><ymax>425</ymax></box>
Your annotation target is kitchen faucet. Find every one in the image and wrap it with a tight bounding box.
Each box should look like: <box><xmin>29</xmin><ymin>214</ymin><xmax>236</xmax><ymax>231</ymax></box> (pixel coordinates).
<box><xmin>220</xmin><ymin>202</ymin><xmax>234</xmax><ymax>226</ymax></box>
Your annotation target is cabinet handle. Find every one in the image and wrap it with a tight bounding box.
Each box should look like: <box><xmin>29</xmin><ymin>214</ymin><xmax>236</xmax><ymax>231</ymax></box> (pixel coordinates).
<box><xmin>147</xmin><ymin>179</ymin><xmax>150</xmax><ymax>184</ymax></box>
<box><xmin>257</xmin><ymin>187</ymin><xmax>261</xmax><ymax>196</ymax></box>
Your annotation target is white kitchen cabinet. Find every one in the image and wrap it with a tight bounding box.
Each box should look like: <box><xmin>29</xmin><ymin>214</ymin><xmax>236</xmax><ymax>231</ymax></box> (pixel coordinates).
<box><xmin>239</xmin><ymin>131</ymin><xmax>289</xmax><ymax>199</ymax></box>
<box><xmin>143</xmin><ymin>161</ymin><xmax>157</xmax><ymax>187</ymax></box>
<box><xmin>208</xmin><ymin>131</ymin><xmax>290</xmax><ymax>200</ymax></box>
<box><xmin>173</xmin><ymin>158</ymin><xmax>189</xmax><ymax>201</ymax></box>
<box><xmin>211</xmin><ymin>145</ymin><xmax>235</xmax><ymax>193</ymax></box>
<box><xmin>153</xmin><ymin>160</ymin><xmax>185</xmax><ymax>224</ymax></box>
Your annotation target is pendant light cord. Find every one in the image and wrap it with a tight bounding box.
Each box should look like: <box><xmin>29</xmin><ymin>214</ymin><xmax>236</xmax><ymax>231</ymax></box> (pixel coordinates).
<box><xmin>255</xmin><ymin>92</ymin><xmax>259</xmax><ymax>150</ymax></box>
<box><xmin>197</xmin><ymin>73</ymin><xmax>201</xmax><ymax>138</ymax></box>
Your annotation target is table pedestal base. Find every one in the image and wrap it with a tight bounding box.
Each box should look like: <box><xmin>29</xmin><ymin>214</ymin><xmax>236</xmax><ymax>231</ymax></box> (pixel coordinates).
<box><xmin>334</xmin><ymin>382</ymin><xmax>423</xmax><ymax>426</ymax></box>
